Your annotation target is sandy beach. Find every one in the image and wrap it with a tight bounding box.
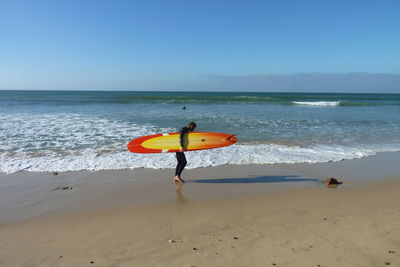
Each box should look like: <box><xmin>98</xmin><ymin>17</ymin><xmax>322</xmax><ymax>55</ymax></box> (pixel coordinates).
<box><xmin>1</xmin><ymin>152</ymin><xmax>400</xmax><ymax>266</ymax></box>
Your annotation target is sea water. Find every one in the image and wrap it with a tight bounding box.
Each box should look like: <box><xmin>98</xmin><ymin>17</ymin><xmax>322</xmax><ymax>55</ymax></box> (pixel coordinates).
<box><xmin>1</xmin><ymin>90</ymin><xmax>399</xmax><ymax>173</ymax></box>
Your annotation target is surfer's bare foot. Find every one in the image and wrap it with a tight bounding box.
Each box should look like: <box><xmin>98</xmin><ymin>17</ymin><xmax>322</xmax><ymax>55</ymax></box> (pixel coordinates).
<box><xmin>174</xmin><ymin>176</ymin><xmax>185</xmax><ymax>184</ymax></box>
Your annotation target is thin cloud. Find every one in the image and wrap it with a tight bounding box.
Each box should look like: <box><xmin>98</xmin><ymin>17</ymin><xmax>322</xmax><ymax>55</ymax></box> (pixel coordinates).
<box><xmin>199</xmin><ymin>73</ymin><xmax>400</xmax><ymax>93</ymax></box>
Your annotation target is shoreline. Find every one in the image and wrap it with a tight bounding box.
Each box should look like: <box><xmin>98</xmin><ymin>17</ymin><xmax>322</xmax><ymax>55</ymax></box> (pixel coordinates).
<box><xmin>1</xmin><ymin>151</ymin><xmax>400</xmax><ymax>225</ymax></box>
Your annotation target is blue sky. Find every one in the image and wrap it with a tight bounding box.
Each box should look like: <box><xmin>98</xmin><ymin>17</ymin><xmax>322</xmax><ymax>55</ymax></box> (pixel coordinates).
<box><xmin>0</xmin><ymin>0</ymin><xmax>399</xmax><ymax>92</ymax></box>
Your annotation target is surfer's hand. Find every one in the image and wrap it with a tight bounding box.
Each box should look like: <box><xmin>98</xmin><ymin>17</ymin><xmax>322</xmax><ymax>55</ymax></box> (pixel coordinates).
<box><xmin>179</xmin><ymin>147</ymin><xmax>184</xmax><ymax>152</ymax></box>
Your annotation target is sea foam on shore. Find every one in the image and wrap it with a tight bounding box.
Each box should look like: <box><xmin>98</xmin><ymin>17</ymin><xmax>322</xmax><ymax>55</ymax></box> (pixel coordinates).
<box><xmin>2</xmin><ymin>142</ymin><xmax>399</xmax><ymax>173</ymax></box>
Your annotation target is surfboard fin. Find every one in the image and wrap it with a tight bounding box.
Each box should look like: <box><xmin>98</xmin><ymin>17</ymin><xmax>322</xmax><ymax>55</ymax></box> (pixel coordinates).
<box><xmin>225</xmin><ymin>134</ymin><xmax>237</xmax><ymax>142</ymax></box>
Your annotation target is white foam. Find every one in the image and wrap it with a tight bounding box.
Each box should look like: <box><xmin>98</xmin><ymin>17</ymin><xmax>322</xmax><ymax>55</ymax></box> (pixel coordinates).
<box><xmin>293</xmin><ymin>101</ymin><xmax>340</xmax><ymax>106</ymax></box>
<box><xmin>1</xmin><ymin>143</ymin><xmax>399</xmax><ymax>174</ymax></box>
<box><xmin>0</xmin><ymin>113</ymin><xmax>174</xmax><ymax>155</ymax></box>
<box><xmin>1</xmin><ymin>112</ymin><xmax>400</xmax><ymax>174</ymax></box>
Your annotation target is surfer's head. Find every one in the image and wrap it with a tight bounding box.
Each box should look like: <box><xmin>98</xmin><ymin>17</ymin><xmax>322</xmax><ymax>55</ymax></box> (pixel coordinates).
<box><xmin>187</xmin><ymin>122</ymin><xmax>197</xmax><ymax>131</ymax></box>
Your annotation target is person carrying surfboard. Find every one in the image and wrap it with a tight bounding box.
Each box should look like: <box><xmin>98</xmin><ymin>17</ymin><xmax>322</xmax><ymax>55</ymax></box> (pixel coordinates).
<box><xmin>174</xmin><ymin>122</ymin><xmax>197</xmax><ymax>184</ymax></box>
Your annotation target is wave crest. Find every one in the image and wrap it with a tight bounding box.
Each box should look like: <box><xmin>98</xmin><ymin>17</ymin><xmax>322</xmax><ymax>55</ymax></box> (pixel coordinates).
<box><xmin>293</xmin><ymin>101</ymin><xmax>340</xmax><ymax>106</ymax></box>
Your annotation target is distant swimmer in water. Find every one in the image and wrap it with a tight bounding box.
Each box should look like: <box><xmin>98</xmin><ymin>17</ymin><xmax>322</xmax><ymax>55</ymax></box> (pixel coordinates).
<box><xmin>174</xmin><ymin>122</ymin><xmax>196</xmax><ymax>184</ymax></box>
<box><xmin>182</xmin><ymin>106</ymin><xmax>186</xmax><ymax>110</ymax></box>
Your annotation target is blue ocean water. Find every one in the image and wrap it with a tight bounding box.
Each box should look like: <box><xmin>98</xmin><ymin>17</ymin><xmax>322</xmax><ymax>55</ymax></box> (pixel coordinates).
<box><xmin>1</xmin><ymin>90</ymin><xmax>399</xmax><ymax>173</ymax></box>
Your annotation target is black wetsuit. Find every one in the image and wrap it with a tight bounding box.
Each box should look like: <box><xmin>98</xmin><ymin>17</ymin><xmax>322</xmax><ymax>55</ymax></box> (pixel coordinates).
<box><xmin>175</xmin><ymin>126</ymin><xmax>189</xmax><ymax>177</ymax></box>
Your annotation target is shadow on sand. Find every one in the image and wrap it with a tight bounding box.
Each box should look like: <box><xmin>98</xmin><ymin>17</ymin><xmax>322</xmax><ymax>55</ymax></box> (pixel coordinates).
<box><xmin>186</xmin><ymin>175</ymin><xmax>319</xmax><ymax>184</ymax></box>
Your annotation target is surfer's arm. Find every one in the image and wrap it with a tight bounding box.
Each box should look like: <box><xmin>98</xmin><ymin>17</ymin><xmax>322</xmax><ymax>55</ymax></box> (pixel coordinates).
<box><xmin>179</xmin><ymin>127</ymin><xmax>187</xmax><ymax>151</ymax></box>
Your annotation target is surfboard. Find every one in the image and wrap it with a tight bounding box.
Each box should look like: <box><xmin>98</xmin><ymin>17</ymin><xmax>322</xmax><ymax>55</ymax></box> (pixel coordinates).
<box><xmin>127</xmin><ymin>132</ymin><xmax>237</xmax><ymax>153</ymax></box>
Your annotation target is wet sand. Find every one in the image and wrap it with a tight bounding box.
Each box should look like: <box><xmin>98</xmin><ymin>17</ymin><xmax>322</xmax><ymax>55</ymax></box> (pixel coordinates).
<box><xmin>0</xmin><ymin>152</ymin><xmax>400</xmax><ymax>266</ymax></box>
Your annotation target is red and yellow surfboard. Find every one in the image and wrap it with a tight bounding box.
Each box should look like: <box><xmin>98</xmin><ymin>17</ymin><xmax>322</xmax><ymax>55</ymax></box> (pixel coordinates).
<box><xmin>127</xmin><ymin>132</ymin><xmax>237</xmax><ymax>153</ymax></box>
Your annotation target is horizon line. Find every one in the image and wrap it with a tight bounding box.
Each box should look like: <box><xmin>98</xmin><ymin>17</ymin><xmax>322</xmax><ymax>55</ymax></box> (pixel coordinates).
<box><xmin>0</xmin><ymin>89</ymin><xmax>399</xmax><ymax>95</ymax></box>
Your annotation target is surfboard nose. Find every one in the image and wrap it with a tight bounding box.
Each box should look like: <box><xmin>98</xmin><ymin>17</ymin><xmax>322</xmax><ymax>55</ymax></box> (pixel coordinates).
<box><xmin>225</xmin><ymin>134</ymin><xmax>237</xmax><ymax>143</ymax></box>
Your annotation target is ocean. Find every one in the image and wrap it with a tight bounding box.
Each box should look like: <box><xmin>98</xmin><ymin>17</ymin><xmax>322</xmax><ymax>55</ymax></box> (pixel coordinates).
<box><xmin>1</xmin><ymin>90</ymin><xmax>399</xmax><ymax>173</ymax></box>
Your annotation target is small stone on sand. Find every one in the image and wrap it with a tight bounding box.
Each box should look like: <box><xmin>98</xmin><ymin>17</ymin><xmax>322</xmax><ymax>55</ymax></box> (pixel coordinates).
<box><xmin>325</xmin><ymin>177</ymin><xmax>342</xmax><ymax>188</ymax></box>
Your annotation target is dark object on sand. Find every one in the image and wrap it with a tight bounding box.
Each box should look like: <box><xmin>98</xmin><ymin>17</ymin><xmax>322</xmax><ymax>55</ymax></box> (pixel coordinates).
<box><xmin>53</xmin><ymin>172</ymin><xmax>59</xmax><ymax>175</ymax></box>
<box><xmin>325</xmin><ymin>177</ymin><xmax>342</xmax><ymax>188</ymax></box>
<box><xmin>53</xmin><ymin>186</ymin><xmax>73</xmax><ymax>191</ymax></box>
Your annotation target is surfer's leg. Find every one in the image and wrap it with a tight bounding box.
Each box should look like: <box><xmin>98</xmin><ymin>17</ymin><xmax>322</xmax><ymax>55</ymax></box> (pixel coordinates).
<box><xmin>175</xmin><ymin>152</ymin><xmax>182</xmax><ymax>176</ymax></box>
<box><xmin>177</xmin><ymin>152</ymin><xmax>187</xmax><ymax>176</ymax></box>
<box><xmin>174</xmin><ymin>152</ymin><xmax>187</xmax><ymax>183</ymax></box>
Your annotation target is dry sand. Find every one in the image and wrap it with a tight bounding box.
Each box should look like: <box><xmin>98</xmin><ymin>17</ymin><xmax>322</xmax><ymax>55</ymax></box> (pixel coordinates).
<box><xmin>1</xmin><ymin>152</ymin><xmax>400</xmax><ymax>266</ymax></box>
